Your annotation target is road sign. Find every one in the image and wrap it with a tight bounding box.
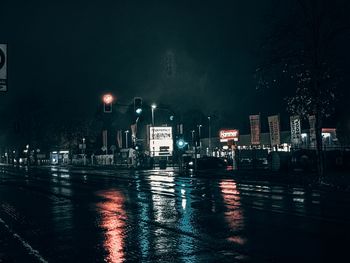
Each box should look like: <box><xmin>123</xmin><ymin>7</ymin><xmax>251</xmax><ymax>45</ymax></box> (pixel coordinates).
<box><xmin>0</xmin><ymin>44</ymin><xmax>7</xmax><ymax>92</ymax></box>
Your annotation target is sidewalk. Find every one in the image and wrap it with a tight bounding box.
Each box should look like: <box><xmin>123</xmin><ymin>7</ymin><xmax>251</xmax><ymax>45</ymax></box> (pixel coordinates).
<box><xmin>231</xmin><ymin>168</ymin><xmax>350</xmax><ymax>192</ymax></box>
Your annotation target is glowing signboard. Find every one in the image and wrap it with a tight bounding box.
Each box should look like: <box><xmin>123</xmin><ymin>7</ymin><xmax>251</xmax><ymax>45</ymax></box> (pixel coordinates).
<box><xmin>219</xmin><ymin>129</ymin><xmax>239</xmax><ymax>142</ymax></box>
<box><xmin>149</xmin><ymin>127</ymin><xmax>173</xmax><ymax>156</ymax></box>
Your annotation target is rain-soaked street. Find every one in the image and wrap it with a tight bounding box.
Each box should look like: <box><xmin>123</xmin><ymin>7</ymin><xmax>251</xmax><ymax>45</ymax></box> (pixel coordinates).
<box><xmin>1</xmin><ymin>165</ymin><xmax>350</xmax><ymax>263</ymax></box>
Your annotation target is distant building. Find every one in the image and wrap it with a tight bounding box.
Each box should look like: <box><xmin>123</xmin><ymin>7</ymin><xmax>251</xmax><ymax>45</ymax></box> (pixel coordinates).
<box><xmin>200</xmin><ymin>128</ymin><xmax>339</xmax><ymax>157</ymax></box>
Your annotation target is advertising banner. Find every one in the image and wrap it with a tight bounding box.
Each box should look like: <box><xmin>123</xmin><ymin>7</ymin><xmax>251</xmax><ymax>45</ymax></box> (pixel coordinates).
<box><xmin>219</xmin><ymin>129</ymin><xmax>239</xmax><ymax>142</ymax></box>
<box><xmin>131</xmin><ymin>123</ymin><xmax>137</xmax><ymax>143</ymax></box>
<box><xmin>0</xmin><ymin>44</ymin><xmax>7</xmax><ymax>92</ymax></box>
<box><xmin>249</xmin><ymin>115</ymin><xmax>260</xmax><ymax>145</ymax></box>
<box><xmin>117</xmin><ymin>130</ymin><xmax>122</xmax><ymax>149</ymax></box>
<box><xmin>149</xmin><ymin>126</ymin><xmax>173</xmax><ymax>156</ymax></box>
<box><xmin>268</xmin><ymin>115</ymin><xmax>280</xmax><ymax>147</ymax></box>
<box><xmin>290</xmin><ymin>115</ymin><xmax>301</xmax><ymax>146</ymax></box>
<box><xmin>308</xmin><ymin>115</ymin><xmax>316</xmax><ymax>148</ymax></box>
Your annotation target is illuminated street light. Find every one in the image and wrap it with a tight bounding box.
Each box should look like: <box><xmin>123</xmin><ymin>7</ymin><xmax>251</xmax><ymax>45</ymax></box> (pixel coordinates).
<box><xmin>197</xmin><ymin>124</ymin><xmax>202</xmax><ymax>148</ymax></box>
<box><xmin>151</xmin><ymin>103</ymin><xmax>157</xmax><ymax>126</ymax></box>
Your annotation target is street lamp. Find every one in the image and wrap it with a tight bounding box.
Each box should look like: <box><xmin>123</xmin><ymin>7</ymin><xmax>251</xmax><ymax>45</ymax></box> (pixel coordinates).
<box><xmin>82</xmin><ymin>138</ymin><xmax>86</xmax><ymax>165</ymax></box>
<box><xmin>151</xmin><ymin>103</ymin><xmax>157</xmax><ymax>126</ymax></box>
<box><xmin>125</xmin><ymin>130</ymin><xmax>129</xmax><ymax>149</ymax></box>
<box><xmin>197</xmin><ymin>124</ymin><xmax>202</xmax><ymax>147</ymax></box>
<box><xmin>208</xmin><ymin>116</ymin><xmax>211</xmax><ymax>156</ymax></box>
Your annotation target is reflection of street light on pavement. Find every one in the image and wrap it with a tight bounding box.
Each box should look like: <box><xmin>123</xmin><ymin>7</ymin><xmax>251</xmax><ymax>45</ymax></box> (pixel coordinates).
<box><xmin>151</xmin><ymin>103</ymin><xmax>157</xmax><ymax>126</ymax></box>
<box><xmin>125</xmin><ymin>130</ymin><xmax>129</xmax><ymax>149</ymax></box>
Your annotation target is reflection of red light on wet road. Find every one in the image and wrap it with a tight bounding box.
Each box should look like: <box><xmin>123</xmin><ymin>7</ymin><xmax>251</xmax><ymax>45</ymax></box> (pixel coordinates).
<box><xmin>96</xmin><ymin>190</ymin><xmax>127</xmax><ymax>263</ymax></box>
<box><xmin>219</xmin><ymin>181</ymin><xmax>247</xmax><ymax>245</ymax></box>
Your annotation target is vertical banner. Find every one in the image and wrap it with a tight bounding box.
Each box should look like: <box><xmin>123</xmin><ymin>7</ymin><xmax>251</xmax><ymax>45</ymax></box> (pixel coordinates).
<box><xmin>116</xmin><ymin>130</ymin><xmax>122</xmax><ymax>149</ymax></box>
<box><xmin>0</xmin><ymin>44</ymin><xmax>7</xmax><ymax>92</ymax></box>
<box><xmin>290</xmin><ymin>115</ymin><xmax>301</xmax><ymax>146</ymax></box>
<box><xmin>102</xmin><ymin>130</ymin><xmax>108</xmax><ymax>153</ymax></box>
<box><xmin>268</xmin><ymin>115</ymin><xmax>280</xmax><ymax>147</ymax></box>
<box><xmin>308</xmin><ymin>115</ymin><xmax>316</xmax><ymax>148</ymax></box>
<box><xmin>131</xmin><ymin>123</ymin><xmax>137</xmax><ymax>144</ymax></box>
<box><xmin>250</xmin><ymin>115</ymin><xmax>261</xmax><ymax>145</ymax></box>
<box><xmin>177</xmin><ymin>124</ymin><xmax>183</xmax><ymax>135</ymax></box>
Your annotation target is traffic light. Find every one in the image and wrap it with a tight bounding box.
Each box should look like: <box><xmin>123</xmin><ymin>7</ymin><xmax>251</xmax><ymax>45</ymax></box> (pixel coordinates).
<box><xmin>104</xmin><ymin>102</ymin><xmax>112</xmax><ymax>113</ymax></box>
<box><xmin>176</xmin><ymin>138</ymin><xmax>188</xmax><ymax>150</ymax></box>
<box><xmin>103</xmin><ymin>94</ymin><xmax>113</xmax><ymax>113</ymax></box>
<box><xmin>134</xmin><ymin>97</ymin><xmax>142</xmax><ymax>115</ymax></box>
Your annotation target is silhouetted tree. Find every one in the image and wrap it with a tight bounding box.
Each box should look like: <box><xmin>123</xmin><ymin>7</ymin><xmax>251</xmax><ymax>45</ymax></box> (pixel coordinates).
<box><xmin>257</xmin><ymin>0</ymin><xmax>350</xmax><ymax>177</ymax></box>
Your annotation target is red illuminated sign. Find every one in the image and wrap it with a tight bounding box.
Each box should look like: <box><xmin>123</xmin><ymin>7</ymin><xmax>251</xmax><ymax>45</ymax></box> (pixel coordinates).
<box><xmin>219</xmin><ymin>129</ymin><xmax>239</xmax><ymax>142</ymax></box>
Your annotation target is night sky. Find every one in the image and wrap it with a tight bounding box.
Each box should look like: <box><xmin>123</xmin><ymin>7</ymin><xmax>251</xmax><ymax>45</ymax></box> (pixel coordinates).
<box><xmin>0</xmin><ymin>0</ymin><xmax>349</xmax><ymax>133</ymax></box>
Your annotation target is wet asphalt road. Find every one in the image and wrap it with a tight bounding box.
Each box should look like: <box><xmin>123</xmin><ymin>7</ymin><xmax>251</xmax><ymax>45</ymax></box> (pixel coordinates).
<box><xmin>1</xmin><ymin>165</ymin><xmax>350</xmax><ymax>263</ymax></box>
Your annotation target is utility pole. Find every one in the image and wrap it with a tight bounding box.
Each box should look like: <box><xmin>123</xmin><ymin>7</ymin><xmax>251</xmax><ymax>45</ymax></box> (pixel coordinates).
<box><xmin>208</xmin><ymin>116</ymin><xmax>211</xmax><ymax>156</ymax></box>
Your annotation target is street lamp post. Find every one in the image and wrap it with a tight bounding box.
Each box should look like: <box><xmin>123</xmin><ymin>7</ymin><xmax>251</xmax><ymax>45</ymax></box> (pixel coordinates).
<box><xmin>82</xmin><ymin>138</ymin><xmax>86</xmax><ymax>165</ymax></box>
<box><xmin>151</xmin><ymin>103</ymin><xmax>157</xmax><ymax>126</ymax></box>
<box><xmin>151</xmin><ymin>104</ymin><xmax>157</xmax><ymax>169</ymax></box>
<box><xmin>125</xmin><ymin>130</ymin><xmax>129</xmax><ymax>149</ymax></box>
<box><xmin>208</xmin><ymin>116</ymin><xmax>211</xmax><ymax>156</ymax></box>
<box><xmin>197</xmin><ymin>124</ymin><xmax>202</xmax><ymax>147</ymax></box>
<box><xmin>190</xmin><ymin>130</ymin><xmax>197</xmax><ymax>171</ymax></box>
<box><xmin>191</xmin><ymin>130</ymin><xmax>195</xmax><ymax>148</ymax></box>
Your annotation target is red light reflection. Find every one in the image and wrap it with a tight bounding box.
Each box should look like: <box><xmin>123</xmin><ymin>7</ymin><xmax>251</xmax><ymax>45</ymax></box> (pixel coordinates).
<box><xmin>219</xmin><ymin>180</ymin><xmax>247</xmax><ymax>245</ymax></box>
<box><xmin>96</xmin><ymin>190</ymin><xmax>126</xmax><ymax>263</ymax></box>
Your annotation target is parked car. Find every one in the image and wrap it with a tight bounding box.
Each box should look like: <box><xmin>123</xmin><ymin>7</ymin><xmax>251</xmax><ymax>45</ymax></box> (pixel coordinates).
<box><xmin>186</xmin><ymin>156</ymin><xmax>228</xmax><ymax>170</ymax></box>
<box><xmin>290</xmin><ymin>149</ymin><xmax>317</xmax><ymax>172</ymax></box>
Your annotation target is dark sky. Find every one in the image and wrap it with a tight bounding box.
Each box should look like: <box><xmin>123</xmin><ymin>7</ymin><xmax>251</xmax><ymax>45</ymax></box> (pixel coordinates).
<box><xmin>0</xmin><ymin>0</ymin><xmax>349</xmax><ymax>132</ymax></box>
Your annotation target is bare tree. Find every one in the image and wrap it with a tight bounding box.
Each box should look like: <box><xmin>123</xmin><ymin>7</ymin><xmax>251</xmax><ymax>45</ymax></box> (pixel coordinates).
<box><xmin>257</xmin><ymin>0</ymin><xmax>349</xmax><ymax>177</ymax></box>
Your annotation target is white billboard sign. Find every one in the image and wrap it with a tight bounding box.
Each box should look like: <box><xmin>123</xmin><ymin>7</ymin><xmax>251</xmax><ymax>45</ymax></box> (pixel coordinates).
<box><xmin>0</xmin><ymin>44</ymin><xmax>7</xmax><ymax>92</ymax></box>
<box><xmin>149</xmin><ymin>126</ymin><xmax>173</xmax><ymax>156</ymax></box>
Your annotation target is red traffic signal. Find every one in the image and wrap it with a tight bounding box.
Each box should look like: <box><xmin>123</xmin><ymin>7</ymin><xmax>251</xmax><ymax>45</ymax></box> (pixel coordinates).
<box><xmin>103</xmin><ymin>94</ymin><xmax>114</xmax><ymax>113</ymax></box>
